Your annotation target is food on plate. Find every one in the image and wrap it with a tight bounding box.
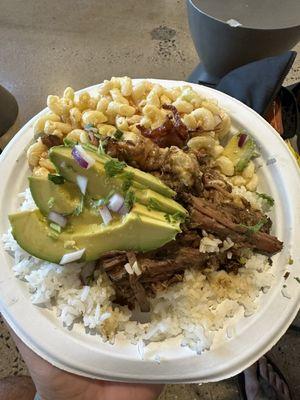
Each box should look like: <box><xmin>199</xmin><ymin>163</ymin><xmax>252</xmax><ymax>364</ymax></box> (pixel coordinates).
<box><xmin>3</xmin><ymin>77</ymin><xmax>283</xmax><ymax>352</ymax></box>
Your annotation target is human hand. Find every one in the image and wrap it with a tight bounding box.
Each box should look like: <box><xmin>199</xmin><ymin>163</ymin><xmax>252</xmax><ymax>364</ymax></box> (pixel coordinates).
<box><xmin>8</xmin><ymin>327</ymin><xmax>164</xmax><ymax>400</ymax></box>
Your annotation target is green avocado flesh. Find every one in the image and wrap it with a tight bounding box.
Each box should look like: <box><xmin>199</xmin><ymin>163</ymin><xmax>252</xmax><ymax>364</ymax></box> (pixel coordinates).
<box><xmin>9</xmin><ymin>209</ymin><xmax>180</xmax><ymax>264</ymax></box>
<box><xmin>222</xmin><ymin>133</ymin><xmax>256</xmax><ymax>172</ymax></box>
<box><xmin>9</xmin><ymin>145</ymin><xmax>186</xmax><ymax>263</ymax></box>
<box><xmin>48</xmin><ymin>146</ymin><xmax>185</xmax><ymax>216</ymax></box>
<box><xmin>29</xmin><ymin>176</ymin><xmax>81</xmax><ymax>215</ymax></box>
<box><xmin>50</xmin><ymin>146</ymin><xmax>175</xmax><ymax>198</ymax></box>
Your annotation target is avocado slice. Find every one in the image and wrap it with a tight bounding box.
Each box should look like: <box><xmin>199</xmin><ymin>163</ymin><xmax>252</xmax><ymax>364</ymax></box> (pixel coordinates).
<box><xmin>48</xmin><ymin>146</ymin><xmax>185</xmax><ymax>215</ymax></box>
<box><xmin>9</xmin><ymin>209</ymin><xmax>180</xmax><ymax>263</ymax></box>
<box><xmin>132</xmin><ymin>203</ymin><xmax>169</xmax><ymax>222</ymax></box>
<box><xmin>49</xmin><ymin>146</ymin><xmax>175</xmax><ymax>198</ymax></box>
<box><xmin>222</xmin><ymin>133</ymin><xmax>256</xmax><ymax>172</ymax></box>
<box><xmin>30</xmin><ymin>169</ymin><xmax>186</xmax><ymax>219</ymax></box>
<box><xmin>29</xmin><ymin>176</ymin><xmax>81</xmax><ymax>215</ymax></box>
<box><xmin>134</xmin><ymin>189</ymin><xmax>187</xmax><ymax>216</ymax></box>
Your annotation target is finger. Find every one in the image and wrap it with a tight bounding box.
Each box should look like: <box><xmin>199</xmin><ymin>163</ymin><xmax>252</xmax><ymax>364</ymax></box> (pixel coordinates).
<box><xmin>103</xmin><ymin>381</ymin><xmax>164</xmax><ymax>400</ymax></box>
<box><xmin>4</xmin><ymin>319</ymin><xmax>58</xmax><ymax>379</ymax></box>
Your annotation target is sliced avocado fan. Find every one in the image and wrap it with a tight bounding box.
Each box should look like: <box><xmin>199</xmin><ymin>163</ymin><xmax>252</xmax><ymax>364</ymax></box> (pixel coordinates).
<box><xmin>9</xmin><ymin>144</ymin><xmax>187</xmax><ymax>263</ymax></box>
<box><xmin>9</xmin><ymin>207</ymin><xmax>181</xmax><ymax>264</ymax></box>
<box><xmin>50</xmin><ymin>146</ymin><xmax>175</xmax><ymax>198</ymax></box>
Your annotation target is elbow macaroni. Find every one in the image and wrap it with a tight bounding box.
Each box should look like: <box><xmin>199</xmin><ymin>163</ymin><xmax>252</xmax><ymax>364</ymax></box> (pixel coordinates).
<box><xmin>75</xmin><ymin>92</ymin><xmax>97</xmax><ymax>111</ymax></box>
<box><xmin>81</xmin><ymin>110</ymin><xmax>107</xmax><ymax>126</ymax></box>
<box><xmin>98</xmin><ymin>124</ymin><xmax>117</xmax><ymax>136</ymax></box>
<box><xmin>106</xmin><ymin>102</ymin><xmax>136</xmax><ymax>117</ymax></box>
<box><xmin>44</xmin><ymin>120</ymin><xmax>72</xmax><ymax>135</ymax></box>
<box><xmin>192</xmin><ymin>108</ymin><xmax>216</xmax><ymax>131</ymax></box>
<box><xmin>215</xmin><ymin>156</ymin><xmax>235</xmax><ymax>176</ymax></box>
<box><xmin>33</xmin><ymin>114</ymin><xmax>61</xmax><ymax>134</ymax></box>
<box><xmin>69</xmin><ymin>107</ymin><xmax>82</xmax><ymax>128</ymax></box>
<box><xmin>27</xmin><ymin>138</ymin><xmax>48</xmax><ymax>168</ymax></box>
<box><xmin>172</xmin><ymin>99</ymin><xmax>193</xmax><ymax>114</ymax></box>
<box><xmin>115</xmin><ymin>116</ymin><xmax>129</xmax><ymax>131</ymax></box>
<box><xmin>66</xmin><ymin>129</ymin><xmax>89</xmax><ymax>144</ymax></box>
<box><xmin>29</xmin><ymin>77</ymin><xmax>248</xmax><ymax>192</ymax></box>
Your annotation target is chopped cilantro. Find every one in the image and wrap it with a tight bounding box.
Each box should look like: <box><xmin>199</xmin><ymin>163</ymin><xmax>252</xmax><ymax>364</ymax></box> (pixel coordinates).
<box><xmin>73</xmin><ymin>196</ymin><xmax>84</xmax><ymax>216</ymax></box>
<box><xmin>121</xmin><ymin>172</ymin><xmax>134</xmax><ymax>192</ymax></box>
<box><xmin>48</xmin><ymin>197</ymin><xmax>55</xmax><ymax>209</ymax></box>
<box><xmin>288</xmin><ymin>257</ymin><xmax>294</xmax><ymax>265</ymax></box>
<box><xmin>147</xmin><ymin>197</ymin><xmax>163</xmax><ymax>212</ymax></box>
<box><xmin>239</xmin><ymin>218</ymin><xmax>267</xmax><ymax>234</ymax></box>
<box><xmin>63</xmin><ymin>138</ymin><xmax>76</xmax><ymax>147</ymax></box>
<box><xmin>90</xmin><ymin>191</ymin><xmax>115</xmax><ymax>208</ymax></box>
<box><xmin>164</xmin><ymin>214</ymin><xmax>171</xmax><ymax>223</ymax></box>
<box><xmin>294</xmin><ymin>277</ymin><xmax>300</xmax><ymax>284</ymax></box>
<box><xmin>83</xmin><ymin>143</ymin><xmax>98</xmax><ymax>153</ymax></box>
<box><xmin>256</xmin><ymin>192</ymin><xmax>274</xmax><ymax>207</ymax></box>
<box><xmin>104</xmin><ymin>159</ymin><xmax>126</xmax><ymax>177</ymax></box>
<box><xmin>124</xmin><ymin>190</ymin><xmax>135</xmax><ymax>211</ymax></box>
<box><xmin>50</xmin><ymin>222</ymin><xmax>62</xmax><ymax>233</ymax></box>
<box><xmin>164</xmin><ymin>212</ymin><xmax>185</xmax><ymax>224</ymax></box>
<box><xmin>239</xmin><ymin>257</ymin><xmax>247</xmax><ymax>265</ymax></box>
<box><xmin>114</xmin><ymin>129</ymin><xmax>124</xmax><ymax>140</ymax></box>
<box><xmin>48</xmin><ymin>174</ymin><xmax>65</xmax><ymax>185</ymax></box>
<box><xmin>171</xmin><ymin>211</ymin><xmax>186</xmax><ymax>222</ymax></box>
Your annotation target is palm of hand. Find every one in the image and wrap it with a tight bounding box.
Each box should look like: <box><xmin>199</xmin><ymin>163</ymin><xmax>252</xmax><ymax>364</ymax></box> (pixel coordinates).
<box><xmin>10</xmin><ymin>329</ymin><xmax>163</xmax><ymax>400</ymax></box>
<box><xmin>34</xmin><ymin>365</ymin><xmax>162</xmax><ymax>400</ymax></box>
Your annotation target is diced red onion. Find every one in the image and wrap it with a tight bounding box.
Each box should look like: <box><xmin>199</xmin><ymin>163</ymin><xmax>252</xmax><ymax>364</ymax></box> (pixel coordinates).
<box><xmin>108</xmin><ymin>193</ymin><xmax>124</xmax><ymax>212</ymax></box>
<box><xmin>124</xmin><ymin>262</ymin><xmax>134</xmax><ymax>275</ymax></box>
<box><xmin>71</xmin><ymin>145</ymin><xmax>95</xmax><ymax>169</ymax></box>
<box><xmin>131</xmin><ymin>261</ymin><xmax>142</xmax><ymax>276</ymax></box>
<box><xmin>99</xmin><ymin>205</ymin><xmax>112</xmax><ymax>225</ymax></box>
<box><xmin>76</xmin><ymin>175</ymin><xmax>88</xmax><ymax>195</ymax></box>
<box><xmin>48</xmin><ymin>211</ymin><xmax>67</xmax><ymax>228</ymax></box>
<box><xmin>60</xmin><ymin>248</ymin><xmax>85</xmax><ymax>265</ymax></box>
<box><xmin>238</xmin><ymin>133</ymin><xmax>248</xmax><ymax>148</ymax></box>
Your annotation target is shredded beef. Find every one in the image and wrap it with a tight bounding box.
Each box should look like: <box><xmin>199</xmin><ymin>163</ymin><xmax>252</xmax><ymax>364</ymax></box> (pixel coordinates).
<box><xmin>41</xmin><ymin>134</ymin><xmax>63</xmax><ymax>148</ymax></box>
<box><xmin>102</xmin><ymin>125</ymin><xmax>283</xmax><ymax>309</ymax></box>
<box><xmin>106</xmin><ymin>136</ymin><xmax>168</xmax><ymax>172</ymax></box>
<box><xmin>106</xmin><ymin>136</ymin><xmax>202</xmax><ymax>193</ymax></box>
<box><xmin>188</xmin><ymin>195</ymin><xmax>283</xmax><ymax>255</ymax></box>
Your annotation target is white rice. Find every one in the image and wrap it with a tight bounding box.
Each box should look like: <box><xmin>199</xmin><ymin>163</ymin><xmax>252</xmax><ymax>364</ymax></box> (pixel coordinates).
<box><xmin>2</xmin><ymin>190</ymin><xmax>274</xmax><ymax>353</ymax></box>
<box><xmin>231</xmin><ymin>185</ymin><xmax>265</xmax><ymax>211</ymax></box>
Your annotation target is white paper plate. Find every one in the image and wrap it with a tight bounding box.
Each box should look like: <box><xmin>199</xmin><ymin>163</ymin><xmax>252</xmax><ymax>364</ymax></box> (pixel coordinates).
<box><xmin>0</xmin><ymin>80</ymin><xmax>299</xmax><ymax>383</ymax></box>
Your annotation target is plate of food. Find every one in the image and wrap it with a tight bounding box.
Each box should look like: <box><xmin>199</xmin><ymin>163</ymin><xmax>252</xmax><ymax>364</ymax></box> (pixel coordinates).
<box><xmin>0</xmin><ymin>78</ymin><xmax>299</xmax><ymax>383</ymax></box>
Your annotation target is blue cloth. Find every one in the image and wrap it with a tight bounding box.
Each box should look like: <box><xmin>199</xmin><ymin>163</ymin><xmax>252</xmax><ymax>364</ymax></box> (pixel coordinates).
<box><xmin>34</xmin><ymin>394</ymin><xmax>41</xmax><ymax>400</ymax></box>
<box><xmin>188</xmin><ymin>51</ymin><xmax>297</xmax><ymax>115</ymax></box>
<box><xmin>216</xmin><ymin>51</ymin><xmax>297</xmax><ymax>115</ymax></box>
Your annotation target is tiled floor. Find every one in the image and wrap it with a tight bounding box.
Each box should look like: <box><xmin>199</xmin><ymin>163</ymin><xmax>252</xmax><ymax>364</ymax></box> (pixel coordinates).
<box><xmin>0</xmin><ymin>1</ymin><xmax>299</xmax><ymax>398</ymax></box>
